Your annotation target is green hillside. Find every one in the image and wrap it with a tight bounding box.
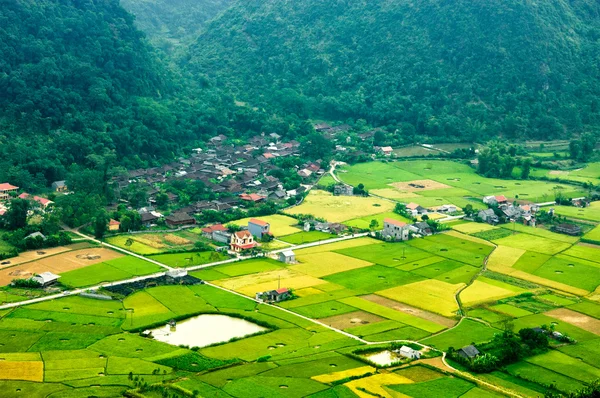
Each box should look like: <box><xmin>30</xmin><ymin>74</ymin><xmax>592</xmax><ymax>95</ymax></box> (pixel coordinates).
<box><xmin>0</xmin><ymin>0</ymin><xmax>259</xmax><ymax>189</ymax></box>
<box><xmin>186</xmin><ymin>0</ymin><xmax>600</xmax><ymax>141</ymax></box>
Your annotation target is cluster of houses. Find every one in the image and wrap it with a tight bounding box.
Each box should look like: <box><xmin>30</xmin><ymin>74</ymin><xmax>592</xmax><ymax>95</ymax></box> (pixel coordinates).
<box><xmin>201</xmin><ymin>218</ymin><xmax>277</xmax><ymax>254</ymax></box>
<box><xmin>109</xmin><ymin>135</ymin><xmax>326</xmax><ymax>226</ymax></box>
<box><xmin>0</xmin><ymin>182</ymin><xmax>63</xmax><ymax>216</ymax></box>
<box><xmin>479</xmin><ymin>195</ymin><xmax>539</xmax><ymax>226</ymax></box>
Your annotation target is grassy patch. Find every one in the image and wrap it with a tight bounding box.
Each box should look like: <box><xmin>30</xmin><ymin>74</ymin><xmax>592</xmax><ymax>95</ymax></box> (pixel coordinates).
<box><xmin>421</xmin><ymin>319</ymin><xmax>499</xmax><ymax>351</ymax></box>
<box><xmin>323</xmin><ymin>265</ymin><xmax>424</xmax><ymax>294</ymax></box>
<box><xmin>279</xmin><ymin>231</ymin><xmax>336</xmax><ymax>244</ymax></box>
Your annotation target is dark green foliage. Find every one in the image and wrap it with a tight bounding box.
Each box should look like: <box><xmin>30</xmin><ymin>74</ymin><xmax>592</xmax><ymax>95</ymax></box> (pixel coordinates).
<box><xmin>11</xmin><ymin>278</ymin><xmax>42</xmax><ymax>289</ymax></box>
<box><xmin>546</xmin><ymin>381</ymin><xmax>600</xmax><ymax>398</ymax></box>
<box><xmin>155</xmin><ymin>351</ymin><xmax>237</xmax><ymax>372</ymax></box>
<box><xmin>187</xmin><ymin>0</ymin><xmax>600</xmax><ymax>142</ymax></box>
<box><xmin>1</xmin><ymin>199</ymin><xmax>29</xmax><ymax>230</ymax></box>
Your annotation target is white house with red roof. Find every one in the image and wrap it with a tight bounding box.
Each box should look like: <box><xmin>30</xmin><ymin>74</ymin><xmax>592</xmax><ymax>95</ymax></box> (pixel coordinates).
<box><xmin>483</xmin><ymin>195</ymin><xmax>509</xmax><ymax>206</ymax></box>
<box><xmin>255</xmin><ymin>288</ymin><xmax>291</xmax><ymax>302</ymax></box>
<box><xmin>230</xmin><ymin>230</ymin><xmax>257</xmax><ymax>253</ymax></box>
<box><xmin>0</xmin><ymin>183</ymin><xmax>19</xmax><ymax>201</ymax></box>
<box><xmin>383</xmin><ymin>218</ymin><xmax>409</xmax><ymax>241</ymax></box>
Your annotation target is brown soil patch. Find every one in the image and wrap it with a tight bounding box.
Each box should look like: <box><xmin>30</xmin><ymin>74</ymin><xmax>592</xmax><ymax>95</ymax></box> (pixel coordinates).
<box><xmin>362</xmin><ymin>294</ymin><xmax>457</xmax><ymax>328</ymax></box>
<box><xmin>0</xmin><ymin>246</ymin><xmax>71</xmax><ymax>270</ymax></box>
<box><xmin>389</xmin><ymin>179</ymin><xmax>451</xmax><ymax>192</ymax></box>
<box><xmin>0</xmin><ymin>248</ymin><xmax>123</xmax><ymax>286</ymax></box>
<box><xmin>318</xmin><ymin>311</ymin><xmax>385</xmax><ymax>330</ymax></box>
<box><xmin>549</xmin><ymin>170</ymin><xmax>568</xmax><ymax>175</ymax></box>
<box><xmin>546</xmin><ymin>308</ymin><xmax>600</xmax><ymax>335</ymax></box>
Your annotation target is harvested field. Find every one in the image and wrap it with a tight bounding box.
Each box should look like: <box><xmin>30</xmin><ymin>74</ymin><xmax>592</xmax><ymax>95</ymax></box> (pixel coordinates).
<box><xmin>0</xmin><ymin>246</ymin><xmax>72</xmax><ymax>270</ymax></box>
<box><xmin>345</xmin><ymin>373</ymin><xmax>412</xmax><ymax>398</ymax></box>
<box><xmin>390</xmin><ymin>179</ymin><xmax>451</xmax><ymax>192</ymax></box>
<box><xmin>285</xmin><ymin>190</ymin><xmax>394</xmax><ymax>223</ymax></box>
<box><xmin>317</xmin><ymin>310</ymin><xmax>385</xmax><ymax>330</ymax></box>
<box><xmin>370</xmin><ymin>188</ymin><xmax>421</xmax><ymax>199</ymax></box>
<box><xmin>377</xmin><ymin>280</ymin><xmax>463</xmax><ymax>317</ymax></box>
<box><xmin>0</xmin><ymin>248</ymin><xmax>123</xmax><ymax>286</ymax></box>
<box><xmin>546</xmin><ymin>308</ymin><xmax>600</xmax><ymax>335</ymax></box>
<box><xmin>487</xmin><ymin>246</ymin><xmax>526</xmax><ymax>272</ymax></box>
<box><xmin>214</xmin><ymin>269</ymin><xmax>326</xmax><ymax>297</ymax></box>
<box><xmin>163</xmin><ymin>234</ymin><xmax>191</xmax><ymax>245</ymax></box>
<box><xmin>290</xmin><ymin>252</ymin><xmax>374</xmax><ymax>278</ymax></box>
<box><xmin>361</xmin><ymin>294</ymin><xmax>457</xmax><ymax>328</ymax></box>
<box><xmin>0</xmin><ymin>361</ymin><xmax>43</xmax><ymax>382</ymax></box>
<box><xmin>460</xmin><ymin>279</ymin><xmax>527</xmax><ymax>307</ymax></box>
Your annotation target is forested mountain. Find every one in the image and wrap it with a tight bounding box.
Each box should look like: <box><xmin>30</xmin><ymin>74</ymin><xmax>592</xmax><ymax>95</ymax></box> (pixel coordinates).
<box><xmin>185</xmin><ymin>0</ymin><xmax>600</xmax><ymax>142</ymax></box>
<box><xmin>0</xmin><ymin>0</ymin><xmax>261</xmax><ymax>190</ymax></box>
<box><xmin>120</xmin><ymin>0</ymin><xmax>232</xmax><ymax>53</ymax></box>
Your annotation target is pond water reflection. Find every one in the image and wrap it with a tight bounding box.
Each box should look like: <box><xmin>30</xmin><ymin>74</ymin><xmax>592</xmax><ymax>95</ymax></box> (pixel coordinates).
<box><xmin>150</xmin><ymin>314</ymin><xmax>266</xmax><ymax>348</ymax></box>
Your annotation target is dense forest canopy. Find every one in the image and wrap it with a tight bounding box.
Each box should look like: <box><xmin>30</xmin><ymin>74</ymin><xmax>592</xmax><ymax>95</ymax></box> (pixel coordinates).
<box><xmin>120</xmin><ymin>0</ymin><xmax>232</xmax><ymax>53</ymax></box>
<box><xmin>0</xmin><ymin>0</ymin><xmax>268</xmax><ymax>190</ymax></box>
<box><xmin>185</xmin><ymin>0</ymin><xmax>600</xmax><ymax>142</ymax></box>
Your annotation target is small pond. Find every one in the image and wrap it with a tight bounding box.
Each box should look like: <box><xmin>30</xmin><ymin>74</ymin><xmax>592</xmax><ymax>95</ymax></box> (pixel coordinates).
<box><xmin>364</xmin><ymin>350</ymin><xmax>403</xmax><ymax>366</ymax></box>
<box><xmin>150</xmin><ymin>314</ymin><xmax>266</xmax><ymax>348</ymax></box>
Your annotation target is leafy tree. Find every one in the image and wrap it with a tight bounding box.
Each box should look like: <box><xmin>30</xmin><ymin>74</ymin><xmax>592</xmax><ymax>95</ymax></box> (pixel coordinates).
<box><xmin>3</xmin><ymin>199</ymin><xmax>29</xmax><ymax>230</ymax></box>
<box><xmin>93</xmin><ymin>211</ymin><xmax>110</xmax><ymax>239</ymax></box>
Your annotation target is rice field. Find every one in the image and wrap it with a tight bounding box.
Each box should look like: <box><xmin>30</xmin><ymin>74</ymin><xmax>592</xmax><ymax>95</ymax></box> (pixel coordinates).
<box><xmin>285</xmin><ymin>190</ymin><xmax>394</xmax><ymax>222</ymax></box>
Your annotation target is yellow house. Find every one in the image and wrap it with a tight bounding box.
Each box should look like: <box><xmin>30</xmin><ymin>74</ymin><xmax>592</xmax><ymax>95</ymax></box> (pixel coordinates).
<box><xmin>108</xmin><ymin>219</ymin><xmax>121</xmax><ymax>232</ymax></box>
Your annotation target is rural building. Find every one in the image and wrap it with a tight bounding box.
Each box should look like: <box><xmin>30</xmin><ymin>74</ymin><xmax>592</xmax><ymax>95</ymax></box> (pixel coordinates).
<box><xmin>278</xmin><ymin>250</ymin><xmax>296</xmax><ymax>264</ymax></box>
<box><xmin>457</xmin><ymin>345</ymin><xmax>480</xmax><ymax>359</ymax></box>
<box><xmin>380</xmin><ymin>146</ymin><xmax>393</xmax><ymax>156</ymax></box>
<box><xmin>248</xmin><ymin>219</ymin><xmax>271</xmax><ymax>239</ymax></box>
<box><xmin>405</xmin><ymin>202</ymin><xmax>427</xmax><ymax>216</ymax></box>
<box><xmin>439</xmin><ymin>204</ymin><xmax>458</xmax><ymax>213</ymax></box>
<box><xmin>165</xmin><ymin>213</ymin><xmax>196</xmax><ymax>227</ymax></box>
<box><xmin>239</xmin><ymin>193</ymin><xmax>266</xmax><ymax>203</ymax></box>
<box><xmin>297</xmin><ymin>169</ymin><xmax>312</xmax><ymax>178</ymax></box>
<box><xmin>478</xmin><ymin>209</ymin><xmax>499</xmax><ymax>224</ymax></box>
<box><xmin>108</xmin><ymin>219</ymin><xmax>120</xmax><ymax>231</ymax></box>
<box><xmin>333</xmin><ymin>184</ymin><xmax>354</xmax><ymax>196</ymax></box>
<box><xmin>140</xmin><ymin>211</ymin><xmax>160</xmax><ymax>227</ymax></box>
<box><xmin>0</xmin><ymin>183</ymin><xmax>18</xmax><ymax>201</ymax></box>
<box><xmin>25</xmin><ymin>232</ymin><xmax>46</xmax><ymax>241</ymax></box>
<box><xmin>230</xmin><ymin>230</ymin><xmax>257</xmax><ymax>252</ymax></box>
<box><xmin>51</xmin><ymin>180</ymin><xmax>68</xmax><ymax>192</ymax></box>
<box><xmin>554</xmin><ymin>223</ymin><xmax>582</xmax><ymax>236</ymax></box>
<box><xmin>483</xmin><ymin>195</ymin><xmax>508</xmax><ymax>206</ymax></box>
<box><xmin>33</xmin><ymin>196</ymin><xmax>53</xmax><ymax>209</ymax></box>
<box><xmin>397</xmin><ymin>346</ymin><xmax>422</xmax><ymax>359</ymax></box>
<box><xmin>32</xmin><ymin>272</ymin><xmax>60</xmax><ymax>287</ymax></box>
<box><xmin>212</xmin><ymin>230</ymin><xmax>232</xmax><ymax>244</ymax></box>
<box><xmin>383</xmin><ymin>218</ymin><xmax>409</xmax><ymax>241</ymax></box>
<box><xmin>255</xmin><ymin>288</ymin><xmax>291</xmax><ymax>303</ymax></box>
<box><xmin>201</xmin><ymin>224</ymin><xmax>227</xmax><ymax>239</ymax></box>
<box><xmin>413</xmin><ymin>222</ymin><xmax>433</xmax><ymax>236</ymax></box>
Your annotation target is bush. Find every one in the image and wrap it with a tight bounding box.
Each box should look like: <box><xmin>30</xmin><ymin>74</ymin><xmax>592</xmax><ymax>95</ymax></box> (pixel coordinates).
<box><xmin>11</xmin><ymin>278</ymin><xmax>42</xmax><ymax>288</ymax></box>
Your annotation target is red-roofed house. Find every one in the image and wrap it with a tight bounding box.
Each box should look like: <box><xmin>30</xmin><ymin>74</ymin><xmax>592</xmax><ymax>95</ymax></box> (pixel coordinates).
<box><xmin>383</xmin><ymin>218</ymin><xmax>409</xmax><ymax>241</ymax></box>
<box><xmin>0</xmin><ymin>183</ymin><xmax>19</xmax><ymax>201</ymax></box>
<box><xmin>248</xmin><ymin>219</ymin><xmax>271</xmax><ymax>239</ymax></box>
<box><xmin>495</xmin><ymin>195</ymin><xmax>508</xmax><ymax>205</ymax></box>
<box><xmin>255</xmin><ymin>287</ymin><xmax>291</xmax><ymax>302</ymax></box>
<box><xmin>33</xmin><ymin>196</ymin><xmax>53</xmax><ymax>209</ymax></box>
<box><xmin>201</xmin><ymin>224</ymin><xmax>227</xmax><ymax>238</ymax></box>
<box><xmin>18</xmin><ymin>193</ymin><xmax>29</xmax><ymax>199</ymax></box>
<box><xmin>230</xmin><ymin>230</ymin><xmax>257</xmax><ymax>252</ymax></box>
<box><xmin>239</xmin><ymin>193</ymin><xmax>266</xmax><ymax>203</ymax></box>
